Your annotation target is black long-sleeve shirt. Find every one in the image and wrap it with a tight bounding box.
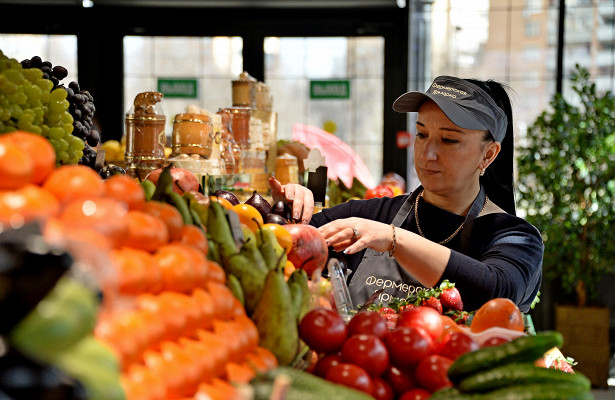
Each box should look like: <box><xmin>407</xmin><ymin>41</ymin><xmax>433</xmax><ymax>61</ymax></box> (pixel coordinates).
<box><xmin>310</xmin><ymin>195</ymin><xmax>543</xmax><ymax>313</ymax></box>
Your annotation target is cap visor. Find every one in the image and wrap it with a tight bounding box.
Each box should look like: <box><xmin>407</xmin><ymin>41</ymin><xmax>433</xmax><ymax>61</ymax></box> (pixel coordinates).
<box><xmin>393</xmin><ymin>92</ymin><xmax>488</xmax><ymax>131</ymax></box>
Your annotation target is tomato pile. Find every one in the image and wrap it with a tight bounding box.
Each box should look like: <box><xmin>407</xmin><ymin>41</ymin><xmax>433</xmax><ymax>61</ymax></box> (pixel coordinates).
<box><xmin>299</xmin><ymin>298</ymin><xmax>527</xmax><ymax>400</ymax></box>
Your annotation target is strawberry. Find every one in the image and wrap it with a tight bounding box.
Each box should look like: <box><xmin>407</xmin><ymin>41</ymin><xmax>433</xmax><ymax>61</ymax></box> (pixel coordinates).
<box><xmin>551</xmin><ymin>357</ymin><xmax>575</xmax><ymax>373</ymax></box>
<box><xmin>446</xmin><ymin>309</ymin><xmax>471</xmax><ymax>325</ymax></box>
<box><xmin>439</xmin><ymin>280</ymin><xmax>464</xmax><ymax>311</ymax></box>
<box><xmin>420</xmin><ymin>289</ymin><xmax>443</xmax><ymax>314</ymax></box>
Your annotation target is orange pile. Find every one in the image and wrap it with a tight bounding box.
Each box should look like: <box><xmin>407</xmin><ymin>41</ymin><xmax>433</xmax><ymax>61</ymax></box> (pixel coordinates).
<box><xmin>0</xmin><ymin>131</ymin><xmax>277</xmax><ymax>400</ymax></box>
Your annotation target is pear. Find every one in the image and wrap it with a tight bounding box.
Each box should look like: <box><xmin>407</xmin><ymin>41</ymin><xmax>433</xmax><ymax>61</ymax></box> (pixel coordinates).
<box><xmin>228</xmin><ymin>252</ymin><xmax>266</xmax><ymax>316</ymax></box>
<box><xmin>251</xmin><ymin>256</ymin><xmax>299</xmax><ymax>366</ymax></box>
<box><xmin>288</xmin><ymin>269</ymin><xmax>310</xmax><ymax>323</ymax></box>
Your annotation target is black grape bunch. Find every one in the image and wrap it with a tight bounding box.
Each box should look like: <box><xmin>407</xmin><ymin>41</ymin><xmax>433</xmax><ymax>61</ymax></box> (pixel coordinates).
<box><xmin>20</xmin><ymin>56</ymin><xmax>99</xmax><ymax>169</ymax></box>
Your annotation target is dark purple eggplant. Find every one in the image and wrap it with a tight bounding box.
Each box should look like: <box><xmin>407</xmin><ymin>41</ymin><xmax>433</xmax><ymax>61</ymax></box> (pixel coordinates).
<box><xmin>266</xmin><ymin>213</ymin><xmax>288</xmax><ymax>225</ymax></box>
<box><xmin>272</xmin><ymin>200</ymin><xmax>293</xmax><ymax>221</ymax></box>
<box><xmin>213</xmin><ymin>189</ymin><xmax>240</xmax><ymax>206</ymax></box>
<box><xmin>245</xmin><ymin>190</ymin><xmax>272</xmax><ymax>222</ymax></box>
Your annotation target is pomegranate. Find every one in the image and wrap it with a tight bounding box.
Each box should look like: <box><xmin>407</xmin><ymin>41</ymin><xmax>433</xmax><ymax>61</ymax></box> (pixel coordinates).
<box><xmin>283</xmin><ymin>224</ymin><xmax>328</xmax><ymax>277</ymax></box>
<box><xmin>145</xmin><ymin>166</ymin><xmax>200</xmax><ymax>195</ymax></box>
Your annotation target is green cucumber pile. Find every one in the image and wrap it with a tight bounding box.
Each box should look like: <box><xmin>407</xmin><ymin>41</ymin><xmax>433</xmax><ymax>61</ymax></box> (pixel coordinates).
<box><xmin>431</xmin><ymin>331</ymin><xmax>594</xmax><ymax>400</ymax></box>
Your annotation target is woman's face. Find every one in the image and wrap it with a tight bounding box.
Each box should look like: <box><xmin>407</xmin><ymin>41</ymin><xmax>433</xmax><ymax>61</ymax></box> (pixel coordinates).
<box><xmin>414</xmin><ymin>100</ymin><xmax>494</xmax><ymax>197</ymax></box>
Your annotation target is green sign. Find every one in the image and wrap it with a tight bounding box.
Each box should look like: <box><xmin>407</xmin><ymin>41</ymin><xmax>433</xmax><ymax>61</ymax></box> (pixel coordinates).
<box><xmin>157</xmin><ymin>78</ymin><xmax>198</xmax><ymax>98</ymax></box>
<box><xmin>310</xmin><ymin>80</ymin><xmax>350</xmax><ymax>99</ymax></box>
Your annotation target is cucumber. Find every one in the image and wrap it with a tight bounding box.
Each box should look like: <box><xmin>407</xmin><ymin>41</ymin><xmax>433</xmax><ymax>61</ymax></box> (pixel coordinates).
<box><xmin>458</xmin><ymin>363</ymin><xmax>591</xmax><ymax>393</ymax></box>
<box><xmin>473</xmin><ymin>382</ymin><xmax>590</xmax><ymax>400</ymax></box>
<box><xmin>431</xmin><ymin>383</ymin><xmax>592</xmax><ymax>400</ymax></box>
<box><xmin>447</xmin><ymin>331</ymin><xmax>563</xmax><ymax>383</ymax></box>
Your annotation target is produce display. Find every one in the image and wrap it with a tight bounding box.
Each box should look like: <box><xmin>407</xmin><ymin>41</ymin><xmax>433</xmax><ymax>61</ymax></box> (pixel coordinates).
<box><xmin>0</xmin><ymin>46</ymin><xmax>597</xmax><ymax>400</ymax></box>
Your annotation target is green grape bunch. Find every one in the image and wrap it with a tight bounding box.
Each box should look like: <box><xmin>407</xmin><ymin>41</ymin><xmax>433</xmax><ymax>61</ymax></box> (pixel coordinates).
<box><xmin>21</xmin><ymin>55</ymin><xmax>100</xmax><ymax>168</ymax></box>
<box><xmin>0</xmin><ymin>49</ymin><xmax>84</xmax><ymax>165</ymax></box>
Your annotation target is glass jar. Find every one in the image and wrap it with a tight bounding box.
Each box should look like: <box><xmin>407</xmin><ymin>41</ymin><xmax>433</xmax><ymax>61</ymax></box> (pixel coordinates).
<box><xmin>219</xmin><ymin>107</ymin><xmax>252</xmax><ymax>149</ymax></box>
<box><xmin>171</xmin><ymin>113</ymin><xmax>213</xmax><ymax>159</ymax></box>
<box><xmin>124</xmin><ymin>92</ymin><xmax>166</xmax><ymax>179</ymax></box>
<box><xmin>275</xmin><ymin>153</ymin><xmax>299</xmax><ymax>185</ymax></box>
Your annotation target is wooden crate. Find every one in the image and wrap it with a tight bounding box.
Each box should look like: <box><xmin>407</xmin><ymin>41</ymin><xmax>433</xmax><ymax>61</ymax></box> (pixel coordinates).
<box><xmin>555</xmin><ymin>305</ymin><xmax>611</xmax><ymax>387</ymax></box>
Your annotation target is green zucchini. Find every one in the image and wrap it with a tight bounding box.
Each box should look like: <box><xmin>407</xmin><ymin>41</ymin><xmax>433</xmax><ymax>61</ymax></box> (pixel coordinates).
<box><xmin>447</xmin><ymin>331</ymin><xmax>563</xmax><ymax>383</ymax></box>
<box><xmin>458</xmin><ymin>363</ymin><xmax>591</xmax><ymax>393</ymax></box>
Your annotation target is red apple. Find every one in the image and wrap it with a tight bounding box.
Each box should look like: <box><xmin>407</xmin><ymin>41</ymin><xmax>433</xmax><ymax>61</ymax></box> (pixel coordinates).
<box><xmin>283</xmin><ymin>224</ymin><xmax>328</xmax><ymax>277</ymax></box>
<box><xmin>145</xmin><ymin>166</ymin><xmax>200</xmax><ymax>194</ymax></box>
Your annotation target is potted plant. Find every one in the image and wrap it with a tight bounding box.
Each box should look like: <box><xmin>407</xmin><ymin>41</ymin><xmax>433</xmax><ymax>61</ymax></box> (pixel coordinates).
<box><xmin>516</xmin><ymin>65</ymin><xmax>615</xmax><ymax>386</ymax></box>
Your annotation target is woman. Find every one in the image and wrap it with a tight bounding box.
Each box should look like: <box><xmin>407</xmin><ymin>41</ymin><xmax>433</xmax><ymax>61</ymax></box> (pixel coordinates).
<box><xmin>269</xmin><ymin>76</ymin><xmax>543</xmax><ymax>313</ymax></box>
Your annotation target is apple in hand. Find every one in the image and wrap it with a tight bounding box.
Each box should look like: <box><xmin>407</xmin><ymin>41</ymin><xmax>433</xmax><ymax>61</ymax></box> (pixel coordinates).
<box><xmin>145</xmin><ymin>166</ymin><xmax>200</xmax><ymax>194</ymax></box>
<box><xmin>282</xmin><ymin>224</ymin><xmax>328</xmax><ymax>277</ymax></box>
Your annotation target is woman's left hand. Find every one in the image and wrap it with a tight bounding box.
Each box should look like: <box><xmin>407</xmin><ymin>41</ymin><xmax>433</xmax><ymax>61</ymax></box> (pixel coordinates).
<box><xmin>318</xmin><ymin>217</ymin><xmax>392</xmax><ymax>255</ymax></box>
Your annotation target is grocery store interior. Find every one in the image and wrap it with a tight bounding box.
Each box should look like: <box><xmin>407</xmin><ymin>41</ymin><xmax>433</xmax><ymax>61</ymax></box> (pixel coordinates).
<box><xmin>1</xmin><ymin>0</ymin><xmax>614</xmax><ymax>397</ymax></box>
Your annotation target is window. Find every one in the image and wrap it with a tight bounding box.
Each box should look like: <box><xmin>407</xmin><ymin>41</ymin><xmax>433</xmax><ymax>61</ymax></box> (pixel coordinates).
<box><xmin>0</xmin><ymin>34</ymin><xmax>78</xmax><ymax>82</ymax></box>
<box><xmin>525</xmin><ymin>21</ymin><xmax>541</xmax><ymax>37</ymax></box>
<box><xmin>123</xmin><ymin>35</ymin><xmax>243</xmax><ymax>132</ymax></box>
<box><xmin>265</xmin><ymin>36</ymin><xmax>384</xmax><ymax>185</ymax></box>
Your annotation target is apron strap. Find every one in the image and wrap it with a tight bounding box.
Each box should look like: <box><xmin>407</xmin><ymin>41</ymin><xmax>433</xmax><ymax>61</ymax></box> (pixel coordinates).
<box><xmin>460</xmin><ymin>184</ymin><xmax>487</xmax><ymax>253</ymax></box>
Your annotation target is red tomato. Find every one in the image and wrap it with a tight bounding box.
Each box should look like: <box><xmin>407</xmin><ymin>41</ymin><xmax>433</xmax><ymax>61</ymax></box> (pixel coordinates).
<box><xmin>299</xmin><ymin>308</ymin><xmax>348</xmax><ymax>354</ymax></box>
<box><xmin>385</xmin><ymin>326</ymin><xmax>436</xmax><ymax>369</ymax></box>
<box><xmin>396</xmin><ymin>306</ymin><xmax>444</xmax><ymax>341</ymax></box>
<box><xmin>383</xmin><ymin>364</ymin><xmax>416</xmax><ymax>396</ymax></box>
<box><xmin>372</xmin><ymin>376</ymin><xmax>394</xmax><ymax>400</ymax></box>
<box><xmin>379</xmin><ymin>307</ymin><xmax>397</xmax><ymax>314</ymax></box>
<box><xmin>399</xmin><ymin>388</ymin><xmax>432</xmax><ymax>400</ymax></box>
<box><xmin>365</xmin><ymin>185</ymin><xmax>395</xmax><ymax>199</ymax></box>
<box><xmin>481</xmin><ymin>336</ymin><xmax>511</xmax><ymax>348</ymax></box>
<box><xmin>347</xmin><ymin>311</ymin><xmax>388</xmax><ymax>339</ymax></box>
<box><xmin>325</xmin><ymin>363</ymin><xmax>374</xmax><ymax>395</ymax></box>
<box><xmin>438</xmin><ymin>331</ymin><xmax>480</xmax><ymax>361</ymax></box>
<box><xmin>414</xmin><ymin>355</ymin><xmax>454</xmax><ymax>393</ymax></box>
<box><xmin>341</xmin><ymin>334</ymin><xmax>389</xmax><ymax>377</ymax></box>
<box><xmin>314</xmin><ymin>353</ymin><xmax>342</xmax><ymax>378</ymax></box>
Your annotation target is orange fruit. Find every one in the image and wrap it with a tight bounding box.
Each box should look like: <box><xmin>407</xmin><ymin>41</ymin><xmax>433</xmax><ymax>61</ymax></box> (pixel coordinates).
<box><xmin>0</xmin><ymin>131</ymin><xmax>56</xmax><ymax>184</ymax></box>
<box><xmin>206</xmin><ymin>281</ymin><xmax>236</xmax><ymax>320</ymax></box>
<box><xmin>177</xmin><ymin>224</ymin><xmax>208</xmax><ymax>254</ymax></box>
<box><xmin>0</xmin><ymin>185</ymin><xmax>59</xmax><ymax>229</ymax></box>
<box><xmin>142</xmin><ymin>200</ymin><xmax>183</xmax><ymax>241</ymax></box>
<box><xmin>43</xmin><ymin>164</ymin><xmax>105</xmax><ymax>205</ymax></box>
<box><xmin>124</xmin><ymin>210</ymin><xmax>169</xmax><ymax>252</ymax></box>
<box><xmin>192</xmin><ymin>288</ymin><xmax>215</xmax><ymax>331</ymax></box>
<box><xmin>209</xmin><ymin>195</ymin><xmax>234</xmax><ymax>210</ymax></box>
<box><xmin>109</xmin><ymin>247</ymin><xmax>162</xmax><ymax>295</ymax></box>
<box><xmin>104</xmin><ymin>174</ymin><xmax>146</xmax><ymax>210</ymax></box>
<box><xmin>470</xmin><ymin>298</ymin><xmax>524</xmax><ymax>333</ymax></box>
<box><xmin>262</xmin><ymin>222</ymin><xmax>293</xmax><ymax>254</ymax></box>
<box><xmin>284</xmin><ymin>259</ymin><xmax>296</xmax><ymax>280</ymax></box>
<box><xmin>225</xmin><ymin>362</ymin><xmax>256</xmax><ymax>384</ymax></box>
<box><xmin>59</xmin><ymin>197</ymin><xmax>129</xmax><ymax>248</ymax></box>
<box><xmin>253</xmin><ymin>346</ymin><xmax>278</xmax><ymax>370</ymax></box>
<box><xmin>154</xmin><ymin>243</ymin><xmax>196</xmax><ymax>293</ymax></box>
<box><xmin>0</xmin><ymin>141</ymin><xmax>34</xmax><ymax>190</ymax></box>
<box><xmin>232</xmin><ymin>203</ymin><xmax>263</xmax><ymax>232</ymax></box>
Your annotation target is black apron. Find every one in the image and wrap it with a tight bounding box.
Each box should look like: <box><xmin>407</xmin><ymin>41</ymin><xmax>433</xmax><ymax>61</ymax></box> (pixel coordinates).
<box><xmin>347</xmin><ymin>185</ymin><xmax>487</xmax><ymax>307</ymax></box>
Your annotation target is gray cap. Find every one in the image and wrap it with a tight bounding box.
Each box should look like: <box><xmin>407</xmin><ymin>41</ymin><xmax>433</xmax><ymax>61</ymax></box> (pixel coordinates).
<box><xmin>392</xmin><ymin>76</ymin><xmax>508</xmax><ymax>142</ymax></box>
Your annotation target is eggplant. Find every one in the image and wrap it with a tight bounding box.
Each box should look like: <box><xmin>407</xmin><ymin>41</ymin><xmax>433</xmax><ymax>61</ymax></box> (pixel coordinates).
<box><xmin>245</xmin><ymin>190</ymin><xmax>272</xmax><ymax>222</ymax></box>
<box><xmin>0</xmin><ymin>224</ymin><xmax>72</xmax><ymax>334</ymax></box>
<box><xmin>0</xmin><ymin>346</ymin><xmax>87</xmax><ymax>400</ymax></box>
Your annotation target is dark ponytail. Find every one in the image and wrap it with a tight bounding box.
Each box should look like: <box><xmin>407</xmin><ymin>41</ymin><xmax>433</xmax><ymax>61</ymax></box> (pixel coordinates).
<box><xmin>466</xmin><ymin>79</ymin><xmax>516</xmax><ymax>215</ymax></box>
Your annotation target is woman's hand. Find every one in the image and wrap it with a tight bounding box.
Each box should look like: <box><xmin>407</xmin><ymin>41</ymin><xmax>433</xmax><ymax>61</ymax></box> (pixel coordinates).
<box><xmin>269</xmin><ymin>176</ymin><xmax>315</xmax><ymax>224</ymax></box>
<box><xmin>318</xmin><ymin>217</ymin><xmax>393</xmax><ymax>255</ymax></box>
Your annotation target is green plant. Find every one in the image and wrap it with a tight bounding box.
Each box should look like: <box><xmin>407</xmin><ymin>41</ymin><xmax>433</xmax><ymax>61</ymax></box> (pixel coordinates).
<box><xmin>516</xmin><ymin>65</ymin><xmax>615</xmax><ymax>306</ymax></box>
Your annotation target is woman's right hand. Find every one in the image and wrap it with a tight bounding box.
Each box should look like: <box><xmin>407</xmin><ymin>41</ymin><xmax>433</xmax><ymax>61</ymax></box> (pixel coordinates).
<box><xmin>269</xmin><ymin>176</ymin><xmax>315</xmax><ymax>224</ymax></box>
